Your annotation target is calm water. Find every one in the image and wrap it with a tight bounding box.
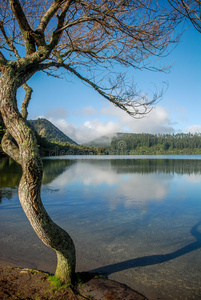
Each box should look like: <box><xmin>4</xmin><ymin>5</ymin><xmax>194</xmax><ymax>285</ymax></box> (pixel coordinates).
<box><xmin>1</xmin><ymin>155</ymin><xmax>201</xmax><ymax>299</ymax></box>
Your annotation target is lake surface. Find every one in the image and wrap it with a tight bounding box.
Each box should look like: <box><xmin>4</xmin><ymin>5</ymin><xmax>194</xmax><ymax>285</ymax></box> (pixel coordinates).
<box><xmin>1</xmin><ymin>155</ymin><xmax>201</xmax><ymax>299</ymax></box>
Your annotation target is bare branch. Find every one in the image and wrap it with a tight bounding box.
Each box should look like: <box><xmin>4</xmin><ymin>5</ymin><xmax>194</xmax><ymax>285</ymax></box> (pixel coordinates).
<box><xmin>40</xmin><ymin>61</ymin><xmax>157</xmax><ymax>117</ymax></box>
<box><xmin>9</xmin><ymin>0</ymin><xmax>36</xmax><ymax>54</ymax></box>
<box><xmin>37</xmin><ymin>0</ymin><xmax>67</xmax><ymax>32</ymax></box>
<box><xmin>0</xmin><ymin>51</ymin><xmax>7</xmax><ymax>67</ymax></box>
<box><xmin>1</xmin><ymin>0</ymin><xmax>184</xmax><ymax>117</ymax></box>
<box><xmin>21</xmin><ymin>83</ymin><xmax>33</xmax><ymax>120</ymax></box>
<box><xmin>168</xmin><ymin>0</ymin><xmax>201</xmax><ymax>33</ymax></box>
<box><xmin>49</xmin><ymin>0</ymin><xmax>74</xmax><ymax>49</ymax></box>
<box><xmin>1</xmin><ymin>130</ymin><xmax>21</xmax><ymax>164</ymax></box>
<box><xmin>0</xmin><ymin>20</ymin><xmax>21</xmax><ymax>59</ymax></box>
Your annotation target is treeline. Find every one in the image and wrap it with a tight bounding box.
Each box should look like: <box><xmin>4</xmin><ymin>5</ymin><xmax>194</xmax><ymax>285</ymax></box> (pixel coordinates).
<box><xmin>108</xmin><ymin>133</ymin><xmax>201</xmax><ymax>155</ymax></box>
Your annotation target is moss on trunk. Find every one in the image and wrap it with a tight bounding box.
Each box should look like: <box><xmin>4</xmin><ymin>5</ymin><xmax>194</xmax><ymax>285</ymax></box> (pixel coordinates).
<box><xmin>0</xmin><ymin>71</ymin><xmax>76</xmax><ymax>285</ymax></box>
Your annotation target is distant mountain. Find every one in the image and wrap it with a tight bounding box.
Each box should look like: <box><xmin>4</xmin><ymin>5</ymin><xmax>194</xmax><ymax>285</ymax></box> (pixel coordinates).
<box><xmin>84</xmin><ymin>134</ymin><xmax>115</xmax><ymax>147</ymax></box>
<box><xmin>28</xmin><ymin>118</ymin><xmax>77</xmax><ymax>145</ymax></box>
<box><xmin>85</xmin><ymin>133</ymin><xmax>131</xmax><ymax>148</ymax></box>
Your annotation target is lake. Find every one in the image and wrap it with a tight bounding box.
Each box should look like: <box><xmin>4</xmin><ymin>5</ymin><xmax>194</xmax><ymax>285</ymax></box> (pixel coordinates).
<box><xmin>1</xmin><ymin>155</ymin><xmax>201</xmax><ymax>299</ymax></box>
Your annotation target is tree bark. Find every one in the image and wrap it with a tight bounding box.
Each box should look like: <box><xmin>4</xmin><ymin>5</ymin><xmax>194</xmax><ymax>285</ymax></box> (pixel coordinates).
<box><xmin>0</xmin><ymin>71</ymin><xmax>76</xmax><ymax>285</ymax></box>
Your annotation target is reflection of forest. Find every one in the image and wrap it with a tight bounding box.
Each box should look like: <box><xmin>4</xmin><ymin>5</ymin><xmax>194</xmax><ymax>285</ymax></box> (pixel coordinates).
<box><xmin>0</xmin><ymin>158</ymin><xmax>75</xmax><ymax>188</ymax></box>
<box><xmin>42</xmin><ymin>159</ymin><xmax>75</xmax><ymax>184</ymax></box>
<box><xmin>110</xmin><ymin>159</ymin><xmax>201</xmax><ymax>175</ymax></box>
<box><xmin>0</xmin><ymin>158</ymin><xmax>21</xmax><ymax>203</ymax></box>
<box><xmin>1</xmin><ymin>157</ymin><xmax>201</xmax><ymax>203</ymax></box>
<box><xmin>0</xmin><ymin>157</ymin><xmax>21</xmax><ymax>188</ymax></box>
<box><xmin>0</xmin><ymin>158</ymin><xmax>75</xmax><ymax>203</ymax></box>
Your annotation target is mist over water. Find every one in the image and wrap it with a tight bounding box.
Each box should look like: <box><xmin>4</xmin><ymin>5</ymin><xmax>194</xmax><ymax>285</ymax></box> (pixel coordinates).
<box><xmin>1</xmin><ymin>156</ymin><xmax>201</xmax><ymax>299</ymax></box>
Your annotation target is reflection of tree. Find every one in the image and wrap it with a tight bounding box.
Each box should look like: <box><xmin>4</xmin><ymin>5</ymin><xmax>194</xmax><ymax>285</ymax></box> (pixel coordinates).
<box><xmin>1</xmin><ymin>157</ymin><xmax>201</xmax><ymax>204</ymax></box>
<box><xmin>0</xmin><ymin>158</ymin><xmax>75</xmax><ymax>203</ymax></box>
<box><xmin>0</xmin><ymin>189</ymin><xmax>16</xmax><ymax>204</ymax></box>
<box><xmin>42</xmin><ymin>159</ymin><xmax>75</xmax><ymax>184</ymax></box>
<box><xmin>0</xmin><ymin>158</ymin><xmax>75</xmax><ymax>187</ymax></box>
<box><xmin>110</xmin><ymin>159</ymin><xmax>201</xmax><ymax>175</ymax></box>
<box><xmin>0</xmin><ymin>157</ymin><xmax>21</xmax><ymax>188</ymax></box>
<box><xmin>0</xmin><ymin>158</ymin><xmax>21</xmax><ymax>203</ymax></box>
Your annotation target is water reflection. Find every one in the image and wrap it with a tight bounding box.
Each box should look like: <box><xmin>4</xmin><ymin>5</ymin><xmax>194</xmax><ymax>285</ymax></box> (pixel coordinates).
<box><xmin>0</xmin><ymin>158</ymin><xmax>74</xmax><ymax>203</ymax></box>
<box><xmin>48</xmin><ymin>160</ymin><xmax>170</xmax><ymax>210</ymax></box>
<box><xmin>42</xmin><ymin>158</ymin><xmax>201</xmax><ymax>211</ymax></box>
<box><xmin>1</xmin><ymin>156</ymin><xmax>201</xmax><ymax>299</ymax></box>
<box><xmin>1</xmin><ymin>157</ymin><xmax>201</xmax><ymax>209</ymax></box>
<box><xmin>0</xmin><ymin>158</ymin><xmax>21</xmax><ymax>203</ymax></box>
<box><xmin>0</xmin><ymin>158</ymin><xmax>21</xmax><ymax>188</ymax></box>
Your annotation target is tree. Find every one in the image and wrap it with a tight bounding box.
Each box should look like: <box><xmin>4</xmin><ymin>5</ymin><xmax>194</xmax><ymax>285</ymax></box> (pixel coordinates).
<box><xmin>167</xmin><ymin>0</ymin><xmax>201</xmax><ymax>33</ymax></box>
<box><xmin>0</xmin><ymin>0</ymin><xmax>179</xmax><ymax>285</ymax></box>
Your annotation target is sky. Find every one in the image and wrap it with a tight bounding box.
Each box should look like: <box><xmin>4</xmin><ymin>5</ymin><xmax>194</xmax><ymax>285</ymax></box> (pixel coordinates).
<box><xmin>20</xmin><ymin>24</ymin><xmax>201</xmax><ymax>144</ymax></box>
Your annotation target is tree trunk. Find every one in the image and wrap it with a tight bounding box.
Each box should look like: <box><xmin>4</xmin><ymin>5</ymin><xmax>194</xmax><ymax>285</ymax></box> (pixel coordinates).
<box><xmin>0</xmin><ymin>72</ymin><xmax>76</xmax><ymax>286</ymax></box>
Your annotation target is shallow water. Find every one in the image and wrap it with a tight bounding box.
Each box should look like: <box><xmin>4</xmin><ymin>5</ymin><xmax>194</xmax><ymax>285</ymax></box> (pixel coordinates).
<box><xmin>1</xmin><ymin>155</ymin><xmax>201</xmax><ymax>299</ymax></box>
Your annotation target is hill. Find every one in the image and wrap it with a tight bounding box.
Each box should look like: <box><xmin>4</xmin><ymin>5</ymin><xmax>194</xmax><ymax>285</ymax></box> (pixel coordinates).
<box><xmin>85</xmin><ymin>135</ymin><xmax>114</xmax><ymax>147</ymax></box>
<box><xmin>87</xmin><ymin>132</ymin><xmax>201</xmax><ymax>155</ymax></box>
<box><xmin>0</xmin><ymin>117</ymin><xmax>107</xmax><ymax>157</ymax></box>
<box><xmin>28</xmin><ymin>118</ymin><xmax>77</xmax><ymax>145</ymax></box>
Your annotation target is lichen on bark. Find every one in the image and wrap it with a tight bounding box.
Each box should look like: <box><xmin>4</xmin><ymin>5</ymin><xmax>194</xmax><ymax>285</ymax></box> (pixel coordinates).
<box><xmin>0</xmin><ymin>70</ymin><xmax>76</xmax><ymax>286</ymax></box>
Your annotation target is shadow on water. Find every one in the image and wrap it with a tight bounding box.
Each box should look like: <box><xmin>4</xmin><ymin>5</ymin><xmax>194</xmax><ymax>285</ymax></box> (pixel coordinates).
<box><xmin>90</xmin><ymin>221</ymin><xmax>201</xmax><ymax>275</ymax></box>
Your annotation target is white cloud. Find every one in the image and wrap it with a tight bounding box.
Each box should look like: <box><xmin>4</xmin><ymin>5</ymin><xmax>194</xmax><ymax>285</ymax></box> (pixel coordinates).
<box><xmin>50</xmin><ymin>118</ymin><xmax>120</xmax><ymax>144</ymax></box>
<box><xmin>74</xmin><ymin>106</ymin><xmax>98</xmax><ymax>116</ymax></box>
<box><xmin>185</xmin><ymin>125</ymin><xmax>201</xmax><ymax>134</ymax></box>
<box><xmin>100</xmin><ymin>104</ymin><xmax>175</xmax><ymax>134</ymax></box>
<box><xmin>40</xmin><ymin>104</ymin><xmax>175</xmax><ymax>144</ymax></box>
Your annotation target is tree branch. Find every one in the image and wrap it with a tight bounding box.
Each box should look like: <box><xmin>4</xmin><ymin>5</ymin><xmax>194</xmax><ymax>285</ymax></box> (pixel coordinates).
<box><xmin>9</xmin><ymin>0</ymin><xmax>36</xmax><ymax>54</ymax></box>
<box><xmin>21</xmin><ymin>83</ymin><xmax>33</xmax><ymax>120</ymax></box>
<box><xmin>39</xmin><ymin>61</ymin><xmax>156</xmax><ymax>117</ymax></box>
<box><xmin>0</xmin><ymin>20</ymin><xmax>21</xmax><ymax>59</ymax></box>
<box><xmin>0</xmin><ymin>51</ymin><xmax>7</xmax><ymax>67</ymax></box>
<box><xmin>37</xmin><ymin>0</ymin><xmax>67</xmax><ymax>32</ymax></box>
<box><xmin>1</xmin><ymin>131</ymin><xmax>21</xmax><ymax>164</ymax></box>
<box><xmin>49</xmin><ymin>0</ymin><xmax>74</xmax><ymax>50</ymax></box>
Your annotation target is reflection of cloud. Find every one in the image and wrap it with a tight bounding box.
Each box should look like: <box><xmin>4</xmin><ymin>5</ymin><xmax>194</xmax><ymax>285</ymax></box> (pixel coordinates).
<box><xmin>50</xmin><ymin>162</ymin><xmax>119</xmax><ymax>187</ymax></box>
<box><xmin>48</xmin><ymin>161</ymin><xmax>170</xmax><ymax>211</ymax></box>
<box><xmin>116</xmin><ymin>174</ymin><xmax>168</xmax><ymax>211</ymax></box>
<box><xmin>184</xmin><ymin>173</ymin><xmax>201</xmax><ymax>183</ymax></box>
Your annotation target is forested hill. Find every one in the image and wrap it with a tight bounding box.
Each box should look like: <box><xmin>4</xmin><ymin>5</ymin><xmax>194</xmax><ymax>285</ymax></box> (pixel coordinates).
<box><xmin>28</xmin><ymin>118</ymin><xmax>77</xmax><ymax>145</ymax></box>
<box><xmin>95</xmin><ymin>133</ymin><xmax>201</xmax><ymax>155</ymax></box>
<box><xmin>0</xmin><ymin>116</ymin><xmax>107</xmax><ymax>157</ymax></box>
<box><xmin>2</xmin><ymin>115</ymin><xmax>201</xmax><ymax>156</ymax></box>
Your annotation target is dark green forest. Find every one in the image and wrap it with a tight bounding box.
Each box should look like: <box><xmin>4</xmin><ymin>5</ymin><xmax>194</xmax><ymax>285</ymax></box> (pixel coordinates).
<box><xmin>108</xmin><ymin>132</ymin><xmax>201</xmax><ymax>155</ymax></box>
<box><xmin>2</xmin><ymin>115</ymin><xmax>201</xmax><ymax>156</ymax></box>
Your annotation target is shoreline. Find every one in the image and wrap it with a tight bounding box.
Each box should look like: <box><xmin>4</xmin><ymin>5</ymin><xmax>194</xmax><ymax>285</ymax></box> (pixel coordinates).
<box><xmin>0</xmin><ymin>259</ymin><xmax>19</xmax><ymax>268</ymax></box>
<box><xmin>0</xmin><ymin>260</ymin><xmax>148</xmax><ymax>300</ymax></box>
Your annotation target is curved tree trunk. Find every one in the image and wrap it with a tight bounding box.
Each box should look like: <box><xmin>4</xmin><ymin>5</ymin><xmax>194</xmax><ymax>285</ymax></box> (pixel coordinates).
<box><xmin>0</xmin><ymin>73</ymin><xmax>76</xmax><ymax>285</ymax></box>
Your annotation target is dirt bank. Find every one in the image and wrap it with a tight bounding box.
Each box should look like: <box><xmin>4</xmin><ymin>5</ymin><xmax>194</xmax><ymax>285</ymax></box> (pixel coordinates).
<box><xmin>0</xmin><ymin>266</ymin><xmax>147</xmax><ymax>300</ymax></box>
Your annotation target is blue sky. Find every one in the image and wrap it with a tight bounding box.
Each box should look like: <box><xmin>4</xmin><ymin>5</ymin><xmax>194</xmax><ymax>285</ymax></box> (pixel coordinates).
<box><xmin>21</xmin><ymin>24</ymin><xmax>201</xmax><ymax>144</ymax></box>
